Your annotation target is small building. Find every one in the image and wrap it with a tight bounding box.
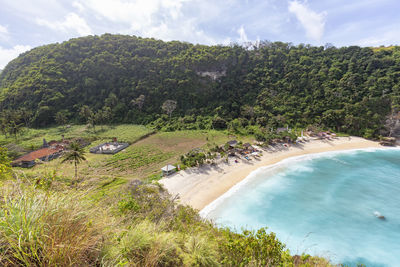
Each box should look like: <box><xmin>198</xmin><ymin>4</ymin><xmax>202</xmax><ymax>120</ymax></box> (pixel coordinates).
<box><xmin>243</xmin><ymin>143</ymin><xmax>256</xmax><ymax>153</ymax></box>
<box><xmin>276</xmin><ymin>126</ymin><xmax>290</xmax><ymax>134</ymax></box>
<box><xmin>12</xmin><ymin>137</ymin><xmax>88</xmax><ymax>168</ymax></box>
<box><xmin>12</xmin><ymin>147</ymin><xmax>64</xmax><ymax>168</ymax></box>
<box><xmin>161</xmin><ymin>165</ymin><xmax>176</xmax><ymax>176</ymax></box>
<box><xmin>227</xmin><ymin>140</ymin><xmax>238</xmax><ymax>148</ymax></box>
<box><xmin>90</xmin><ymin>142</ymin><xmax>129</xmax><ymax>154</ymax></box>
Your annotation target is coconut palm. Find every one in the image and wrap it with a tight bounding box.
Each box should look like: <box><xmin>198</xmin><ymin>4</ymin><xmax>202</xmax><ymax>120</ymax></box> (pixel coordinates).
<box><xmin>62</xmin><ymin>142</ymin><xmax>86</xmax><ymax>181</ymax></box>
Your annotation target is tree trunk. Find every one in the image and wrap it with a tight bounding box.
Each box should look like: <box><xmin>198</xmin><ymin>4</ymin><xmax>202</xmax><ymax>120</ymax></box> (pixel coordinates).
<box><xmin>74</xmin><ymin>161</ymin><xmax>77</xmax><ymax>180</ymax></box>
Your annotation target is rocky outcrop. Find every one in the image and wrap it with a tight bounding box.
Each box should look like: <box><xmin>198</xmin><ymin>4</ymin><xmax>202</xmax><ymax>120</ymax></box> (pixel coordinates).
<box><xmin>384</xmin><ymin>111</ymin><xmax>400</xmax><ymax>137</ymax></box>
<box><xmin>197</xmin><ymin>70</ymin><xmax>226</xmax><ymax>80</ymax></box>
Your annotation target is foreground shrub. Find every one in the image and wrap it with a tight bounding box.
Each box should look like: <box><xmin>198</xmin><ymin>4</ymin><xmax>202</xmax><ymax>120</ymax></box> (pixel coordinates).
<box><xmin>0</xmin><ymin>184</ymin><xmax>104</xmax><ymax>266</ymax></box>
<box><xmin>0</xmin><ymin>178</ymin><xmax>334</xmax><ymax>266</ymax></box>
<box><xmin>182</xmin><ymin>234</ymin><xmax>219</xmax><ymax>266</ymax></box>
<box><xmin>102</xmin><ymin>221</ymin><xmax>183</xmax><ymax>266</ymax></box>
<box><xmin>219</xmin><ymin>227</ymin><xmax>286</xmax><ymax>266</ymax></box>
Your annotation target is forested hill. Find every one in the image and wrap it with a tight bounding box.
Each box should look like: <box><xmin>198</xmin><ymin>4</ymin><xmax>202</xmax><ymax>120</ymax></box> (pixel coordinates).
<box><xmin>1</xmin><ymin>34</ymin><xmax>400</xmax><ymax>137</ymax></box>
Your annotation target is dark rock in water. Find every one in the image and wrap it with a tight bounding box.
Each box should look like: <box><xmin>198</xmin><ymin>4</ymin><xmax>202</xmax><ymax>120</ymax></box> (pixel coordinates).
<box><xmin>374</xmin><ymin>211</ymin><xmax>386</xmax><ymax>220</ymax></box>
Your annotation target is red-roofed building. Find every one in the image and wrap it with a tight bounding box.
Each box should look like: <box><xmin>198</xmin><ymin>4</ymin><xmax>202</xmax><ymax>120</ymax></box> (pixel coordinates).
<box><xmin>12</xmin><ymin>147</ymin><xmax>64</xmax><ymax>168</ymax></box>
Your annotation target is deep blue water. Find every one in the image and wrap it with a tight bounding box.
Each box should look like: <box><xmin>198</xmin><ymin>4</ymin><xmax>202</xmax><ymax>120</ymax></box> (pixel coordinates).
<box><xmin>201</xmin><ymin>148</ymin><xmax>400</xmax><ymax>266</ymax></box>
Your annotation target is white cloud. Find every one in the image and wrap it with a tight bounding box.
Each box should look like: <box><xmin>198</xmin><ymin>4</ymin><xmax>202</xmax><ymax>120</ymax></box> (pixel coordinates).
<box><xmin>0</xmin><ymin>25</ymin><xmax>8</xmax><ymax>35</ymax></box>
<box><xmin>237</xmin><ymin>26</ymin><xmax>248</xmax><ymax>43</ymax></box>
<box><xmin>133</xmin><ymin>18</ymin><xmax>223</xmax><ymax>45</ymax></box>
<box><xmin>36</xmin><ymin>13</ymin><xmax>92</xmax><ymax>36</ymax></box>
<box><xmin>358</xmin><ymin>26</ymin><xmax>400</xmax><ymax>47</ymax></box>
<box><xmin>72</xmin><ymin>1</ymin><xmax>85</xmax><ymax>12</ymax></box>
<box><xmin>288</xmin><ymin>0</ymin><xmax>327</xmax><ymax>41</ymax></box>
<box><xmin>0</xmin><ymin>45</ymin><xmax>31</xmax><ymax>69</ymax></box>
<box><xmin>0</xmin><ymin>25</ymin><xmax>9</xmax><ymax>41</ymax></box>
<box><xmin>74</xmin><ymin>0</ymin><xmax>231</xmax><ymax>44</ymax></box>
<box><xmin>77</xmin><ymin>0</ymin><xmax>186</xmax><ymax>27</ymax></box>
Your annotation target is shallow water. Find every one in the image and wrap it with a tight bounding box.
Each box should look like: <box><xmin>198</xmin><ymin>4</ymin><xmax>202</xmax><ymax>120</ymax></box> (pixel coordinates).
<box><xmin>202</xmin><ymin>148</ymin><xmax>400</xmax><ymax>266</ymax></box>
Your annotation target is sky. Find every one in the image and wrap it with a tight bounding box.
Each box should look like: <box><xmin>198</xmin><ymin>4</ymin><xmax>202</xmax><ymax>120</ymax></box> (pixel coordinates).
<box><xmin>0</xmin><ymin>0</ymin><xmax>400</xmax><ymax>69</ymax></box>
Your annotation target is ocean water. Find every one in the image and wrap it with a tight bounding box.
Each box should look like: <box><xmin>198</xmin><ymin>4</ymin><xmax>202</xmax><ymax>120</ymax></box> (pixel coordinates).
<box><xmin>201</xmin><ymin>148</ymin><xmax>400</xmax><ymax>267</ymax></box>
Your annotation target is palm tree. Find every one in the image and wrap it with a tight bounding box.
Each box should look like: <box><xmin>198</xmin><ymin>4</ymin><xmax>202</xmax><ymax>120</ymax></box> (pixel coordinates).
<box><xmin>62</xmin><ymin>142</ymin><xmax>86</xmax><ymax>181</ymax></box>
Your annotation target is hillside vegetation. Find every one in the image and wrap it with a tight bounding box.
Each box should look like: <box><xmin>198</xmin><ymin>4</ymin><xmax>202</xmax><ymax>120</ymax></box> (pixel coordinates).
<box><xmin>0</xmin><ymin>124</ymin><xmax>151</xmax><ymax>158</ymax></box>
<box><xmin>0</xmin><ymin>144</ymin><xmax>332</xmax><ymax>266</ymax></box>
<box><xmin>2</xmin><ymin>124</ymin><xmax>252</xmax><ymax>183</ymax></box>
<box><xmin>1</xmin><ymin>34</ymin><xmax>400</xmax><ymax>138</ymax></box>
<box><xmin>0</xmin><ymin>34</ymin><xmax>399</xmax><ymax>265</ymax></box>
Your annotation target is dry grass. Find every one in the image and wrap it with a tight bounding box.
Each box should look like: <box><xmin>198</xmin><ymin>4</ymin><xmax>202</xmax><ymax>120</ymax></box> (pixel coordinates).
<box><xmin>0</xmin><ymin>181</ymin><xmax>107</xmax><ymax>266</ymax></box>
<box><xmin>0</xmin><ymin>176</ymin><xmax>335</xmax><ymax>267</ymax></box>
<box><xmin>102</xmin><ymin>221</ymin><xmax>183</xmax><ymax>266</ymax></box>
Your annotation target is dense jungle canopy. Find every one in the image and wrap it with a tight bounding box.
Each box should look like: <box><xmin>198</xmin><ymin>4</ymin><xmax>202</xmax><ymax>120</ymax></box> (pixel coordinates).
<box><xmin>1</xmin><ymin>34</ymin><xmax>399</xmax><ymax>137</ymax></box>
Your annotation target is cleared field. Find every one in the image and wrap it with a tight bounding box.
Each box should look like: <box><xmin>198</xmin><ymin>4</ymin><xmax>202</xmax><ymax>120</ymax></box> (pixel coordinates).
<box><xmin>125</xmin><ymin>130</ymin><xmax>253</xmax><ymax>179</ymax></box>
<box><xmin>14</xmin><ymin>129</ymin><xmax>254</xmax><ymax>185</ymax></box>
<box><xmin>0</xmin><ymin>124</ymin><xmax>153</xmax><ymax>151</ymax></box>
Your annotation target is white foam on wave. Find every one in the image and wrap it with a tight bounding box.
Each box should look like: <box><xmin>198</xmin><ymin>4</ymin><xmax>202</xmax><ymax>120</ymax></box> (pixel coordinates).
<box><xmin>199</xmin><ymin>147</ymin><xmax>399</xmax><ymax>218</ymax></box>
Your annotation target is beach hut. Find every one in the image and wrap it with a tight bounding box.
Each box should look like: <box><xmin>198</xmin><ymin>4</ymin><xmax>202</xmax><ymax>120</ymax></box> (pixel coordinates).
<box><xmin>161</xmin><ymin>165</ymin><xmax>176</xmax><ymax>176</ymax></box>
<box><xmin>227</xmin><ymin>140</ymin><xmax>238</xmax><ymax>148</ymax></box>
<box><xmin>276</xmin><ymin>125</ymin><xmax>291</xmax><ymax>133</ymax></box>
<box><xmin>243</xmin><ymin>143</ymin><xmax>256</xmax><ymax>152</ymax></box>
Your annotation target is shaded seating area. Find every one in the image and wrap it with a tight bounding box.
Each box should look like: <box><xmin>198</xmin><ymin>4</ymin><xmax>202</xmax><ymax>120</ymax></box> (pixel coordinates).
<box><xmin>161</xmin><ymin>165</ymin><xmax>176</xmax><ymax>176</ymax></box>
<box><xmin>223</xmin><ymin>140</ymin><xmax>262</xmax><ymax>160</ymax></box>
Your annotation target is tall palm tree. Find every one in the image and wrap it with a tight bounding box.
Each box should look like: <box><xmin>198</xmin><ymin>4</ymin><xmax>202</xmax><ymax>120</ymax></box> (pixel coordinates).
<box><xmin>62</xmin><ymin>142</ymin><xmax>86</xmax><ymax>181</ymax></box>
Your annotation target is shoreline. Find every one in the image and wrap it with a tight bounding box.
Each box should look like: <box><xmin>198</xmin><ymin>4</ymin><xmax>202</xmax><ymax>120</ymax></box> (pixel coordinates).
<box><xmin>160</xmin><ymin>137</ymin><xmax>382</xmax><ymax>211</ymax></box>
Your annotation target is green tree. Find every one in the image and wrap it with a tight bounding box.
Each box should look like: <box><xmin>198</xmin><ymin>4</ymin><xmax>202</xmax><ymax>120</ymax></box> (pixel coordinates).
<box><xmin>18</xmin><ymin>108</ymin><xmax>33</xmax><ymax>127</ymax></box>
<box><xmin>105</xmin><ymin>92</ymin><xmax>118</xmax><ymax>108</ymax></box>
<box><xmin>55</xmin><ymin>111</ymin><xmax>68</xmax><ymax>128</ymax></box>
<box><xmin>0</xmin><ymin>146</ymin><xmax>11</xmax><ymax>179</ymax></box>
<box><xmin>97</xmin><ymin>106</ymin><xmax>112</xmax><ymax>127</ymax></box>
<box><xmin>8</xmin><ymin>120</ymin><xmax>23</xmax><ymax>140</ymax></box>
<box><xmin>80</xmin><ymin>105</ymin><xmax>97</xmax><ymax>131</ymax></box>
<box><xmin>161</xmin><ymin>100</ymin><xmax>177</xmax><ymax>120</ymax></box>
<box><xmin>131</xmin><ymin>94</ymin><xmax>146</xmax><ymax>111</ymax></box>
<box><xmin>61</xmin><ymin>142</ymin><xmax>86</xmax><ymax>181</ymax></box>
<box><xmin>0</xmin><ymin>117</ymin><xmax>9</xmax><ymax>138</ymax></box>
<box><xmin>79</xmin><ymin>105</ymin><xmax>93</xmax><ymax>124</ymax></box>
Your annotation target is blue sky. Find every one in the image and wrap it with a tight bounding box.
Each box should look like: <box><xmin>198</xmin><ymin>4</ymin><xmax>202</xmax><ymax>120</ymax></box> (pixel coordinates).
<box><xmin>0</xmin><ymin>0</ymin><xmax>399</xmax><ymax>69</ymax></box>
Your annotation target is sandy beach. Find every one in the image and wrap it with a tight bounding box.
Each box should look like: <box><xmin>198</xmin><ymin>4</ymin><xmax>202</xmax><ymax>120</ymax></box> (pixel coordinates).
<box><xmin>160</xmin><ymin>137</ymin><xmax>381</xmax><ymax>211</ymax></box>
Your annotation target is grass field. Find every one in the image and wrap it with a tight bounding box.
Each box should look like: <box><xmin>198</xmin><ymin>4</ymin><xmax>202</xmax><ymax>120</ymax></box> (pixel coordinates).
<box><xmin>11</xmin><ymin>127</ymin><xmax>253</xmax><ymax>188</ymax></box>
<box><xmin>0</xmin><ymin>124</ymin><xmax>153</xmax><ymax>151</ymax></box>
<box><xmin>7</xmin><ymin>125</ymin><xmax>254</xmax><ymax>207</ymax></box>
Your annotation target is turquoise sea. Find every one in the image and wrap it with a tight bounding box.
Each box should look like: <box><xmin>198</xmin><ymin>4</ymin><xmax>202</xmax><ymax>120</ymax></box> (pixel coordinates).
<box><xmin>201</xmin><ymin>148</ymin><xmax>400</xmax><ymax>266</ymax></box>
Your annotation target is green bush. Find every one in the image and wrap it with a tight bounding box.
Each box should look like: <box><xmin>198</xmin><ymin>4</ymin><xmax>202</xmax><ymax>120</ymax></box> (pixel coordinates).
<box><xmin>181</xmin><ymin>150</ymin><xmax>207</xmax><ymax>167</ymax></box>
<box><xmin>0</xmin><ymin>177</ymin><xmax>334</xmax><ymax>266</ymax></box>
<box><xmin>0</xmin><ymin>183</ymin><xmax>104</xmax><ymax>266</ymax></box>
<box><xmin>103</xmin><ymin>221</ymin><xmax>183</xmax><ymax>266</ymax></box>
<box><xmin>0</xmin><ymin>146</ymin><xmax>11</xmax><ymax>180</ymax></box>
<box><xmin>219</xmin><ymin>227</ymin><xmax>286</xmax><ymax>266</ymax></box>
